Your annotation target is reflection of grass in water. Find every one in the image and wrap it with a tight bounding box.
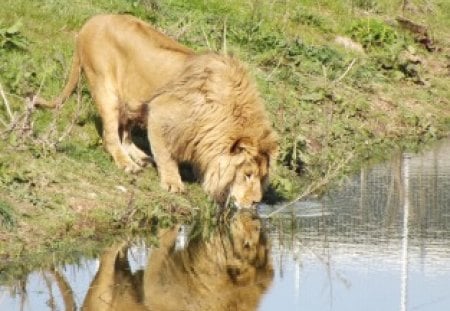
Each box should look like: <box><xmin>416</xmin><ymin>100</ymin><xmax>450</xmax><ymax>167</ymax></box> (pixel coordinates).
<box><xmin>0</xmin><ymin>228</ymin><xmax>160</xmax><ymax>289</ymax></box>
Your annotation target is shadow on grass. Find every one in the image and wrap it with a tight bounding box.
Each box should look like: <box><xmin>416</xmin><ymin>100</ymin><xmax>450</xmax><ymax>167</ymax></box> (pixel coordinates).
<box><xmin>262</xmin><ymin>184</ymin><xmax>286</xmax><ymax>205</ymax></box>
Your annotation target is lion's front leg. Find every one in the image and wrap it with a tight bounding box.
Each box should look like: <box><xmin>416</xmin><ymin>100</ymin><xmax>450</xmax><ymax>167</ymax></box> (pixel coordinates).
<box><xmin>147</xmin><ymin>118</ymin><xmax>185</xmax><ymax>193</ymax></box>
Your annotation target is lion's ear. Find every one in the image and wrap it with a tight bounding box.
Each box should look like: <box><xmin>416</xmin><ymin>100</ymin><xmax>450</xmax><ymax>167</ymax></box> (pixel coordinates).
<box><xmin>259</xmin><ymin>131</ymin><xmax>279</xmax><ymax>163</ymax></box>
<box><xmin>230</xmin><ymin>137</ymin><xmax>254</xmax><ymax>155</ymax></box>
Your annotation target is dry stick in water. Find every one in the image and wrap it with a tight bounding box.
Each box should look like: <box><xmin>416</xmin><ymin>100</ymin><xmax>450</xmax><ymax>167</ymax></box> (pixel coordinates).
<box><xmin>264</xmin><ymin>153</ymin><xmax>354</xmax><ymax>218</ymax></box>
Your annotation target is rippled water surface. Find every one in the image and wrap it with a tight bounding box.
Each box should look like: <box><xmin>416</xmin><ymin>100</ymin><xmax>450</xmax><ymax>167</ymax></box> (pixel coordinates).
<box><xmin>2</xmin><ymin>140</ymin><xmax>450</xmax><ymax>311</ymax></box>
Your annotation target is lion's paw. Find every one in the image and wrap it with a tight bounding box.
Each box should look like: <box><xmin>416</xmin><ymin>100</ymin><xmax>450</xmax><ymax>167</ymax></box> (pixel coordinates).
<box><xmin>161</xmin><ymin>179</ymin><xmax>185</xmax><ymax>193</ymax></box>
<box><xmin>124</xmin><ymin>162</ymin><xmax>143</xmax><ymax>174</ymax></box>
<box><xmin>134</xmin><ymin>155</ymin><xmax>155</xmax><ymax>168</ymax></box>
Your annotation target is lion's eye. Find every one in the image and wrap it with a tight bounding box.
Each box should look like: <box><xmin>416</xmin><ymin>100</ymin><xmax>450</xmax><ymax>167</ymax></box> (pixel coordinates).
<box><xmin>245</xmin><ymin>173</ymin><xmax>253</xmax><ymax>180</ymax></box>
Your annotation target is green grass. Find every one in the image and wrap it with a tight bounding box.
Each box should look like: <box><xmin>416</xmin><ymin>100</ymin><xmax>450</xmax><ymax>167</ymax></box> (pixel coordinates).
<box><xmin>1</xmin><ymin>0</ymin><xmax>450</xmax><ymax>262</ymax></box>
<box><xmin>0</xmin><ymin>199</ymin><xmax>16</xmax><ymax>228</ymax></box>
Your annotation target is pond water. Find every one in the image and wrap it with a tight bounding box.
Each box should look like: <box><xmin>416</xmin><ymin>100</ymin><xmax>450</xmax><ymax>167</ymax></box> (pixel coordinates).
<box><xmin>1</xmin><ymin>140</ymin><xmax>450</xmax><ymax>311</ymax></box>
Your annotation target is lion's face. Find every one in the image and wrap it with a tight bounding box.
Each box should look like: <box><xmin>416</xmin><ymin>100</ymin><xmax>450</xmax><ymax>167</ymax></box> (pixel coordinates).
<box><xmin>229</xmin><ymin>159</ymin><xmax>266</xmax><ymax>209</ymax></box>
<box><xmin>229</xmin><ymin>209</ymin><xmax>262</xmax><ymax>262</ymax></box>
<box><xmin>226</xmin><ymin>209</ymin><xmax>270</xmax><ymax>286</ymax></box>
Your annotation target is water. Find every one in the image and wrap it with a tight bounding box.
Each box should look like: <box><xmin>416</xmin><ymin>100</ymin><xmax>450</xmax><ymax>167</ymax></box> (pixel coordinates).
<box><xmin>2</xmin><ymin>140</ymin><xmax>450</xmax><ymax>311</ymax></box>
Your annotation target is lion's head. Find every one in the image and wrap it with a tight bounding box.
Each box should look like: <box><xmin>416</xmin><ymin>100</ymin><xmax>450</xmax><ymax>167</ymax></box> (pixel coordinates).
<box><xmin>202</xmin><ymin>130</ymin><xmax>278</xmax><ymax>209</ymax></box>
<box><xmin>228</xmin><ymin>209</ymin><xmax>263</xmax><ymax>262</ymax></box>
<box><xmin>228</xmin><ymin>139</ymin><xmax>278</xmax><ymax>209</ymax></box>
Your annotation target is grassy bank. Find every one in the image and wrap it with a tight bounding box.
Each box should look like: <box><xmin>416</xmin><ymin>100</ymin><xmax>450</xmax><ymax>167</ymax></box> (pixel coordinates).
<box><xmin>1</xmin><ymin>0</ymin><xmax>450</xmax><ymax>261</ymax></box>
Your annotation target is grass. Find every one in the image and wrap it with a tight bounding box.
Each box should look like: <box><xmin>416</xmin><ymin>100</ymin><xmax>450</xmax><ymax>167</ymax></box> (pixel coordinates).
<box><xmin>0</xmin><ymin>0</ymin><xmax>450</xmax><ymax>267</ymax></box>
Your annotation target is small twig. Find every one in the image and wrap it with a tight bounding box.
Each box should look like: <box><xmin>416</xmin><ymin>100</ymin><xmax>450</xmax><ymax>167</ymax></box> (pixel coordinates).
<box><xmin>12</xmin><ymin>97</ymin><xmax>35</xmax><ymax>144</ymax></box>
<box><xmin>41</xmin><ymin>102</ymin><xmax>62</xmax><ymax>147</ymax></box>
<box><xmin>35</xmin><ymin>70</ymin><xmax>47</xmax><ymax>100</ymax></box>
<box><xmin>265</xmin><ymin>56</ymin><xmax>283</xmax><ymax>81</ymax></box>
<box><xmin>119</xmin><ymin>190</ymin><xmax>137</xmax><ymax>225</ymax></box>
<box><xmin>0</xmin><ymin>75</ymin><xmax>46</xmax><ymax>142</ymax></box>
<box><xmin>333</xmin><ymin>58</ymin><xmax>356</xmax><ymax>84</ymax></box>
<box><xmin>57</xmin><ymin>76</ymin><xmax>83</xmax><ymax>143</ymax></box>
<box><xmin>0</xmin><ymin>83</ymin><xmax>14</xmax><ymax>121</ymax></box>
<box><xmin>0</xmin><ymin>101</ymin><xmax>32</xmax><ymax>140</ymax></box>
<box><xmin>174</xmin><ymin>23</ymin><xmax>190</xmax><ymax>40</ymax></box>
<box><xmin>222</xmin><ymin>17</ymin><xmax>227</xmax><ymax>54</ymax></box>
<box><xmin>264</xmin><ymin>153</ymin><xmax>353</xmax><ymax>218</ymax></box>
<box><xmin>201</xmin><ymin>27</ymin><xmax>212</xmax><ymax>50</ymax></box>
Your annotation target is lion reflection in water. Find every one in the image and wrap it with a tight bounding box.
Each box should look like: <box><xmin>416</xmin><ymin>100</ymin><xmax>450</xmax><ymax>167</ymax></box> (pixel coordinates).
<box><xmin>82</xmin><ymin>210</ymin><xmax>273</xmax><ymax>311</ymax></box>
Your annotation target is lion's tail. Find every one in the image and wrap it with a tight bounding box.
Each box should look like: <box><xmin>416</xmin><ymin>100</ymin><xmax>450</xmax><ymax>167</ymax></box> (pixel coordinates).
<box><xmin>34</xmin><ymin>49</ymin><xmax>81</xmax><ymax>108</ymax></box>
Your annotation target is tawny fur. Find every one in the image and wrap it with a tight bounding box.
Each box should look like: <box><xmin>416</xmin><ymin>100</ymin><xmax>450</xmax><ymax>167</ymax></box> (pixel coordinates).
<box><xmin>37</xmin><ymin>14</ymin><xmax>194</xmax><ymax>173</ymax></box>
<box><xmin>147</xmin><ymin>53</ymin><xmax>278</xmax><ymax>208</ymax></box>
<box><xmin>38</xmin><ymin>14</ymin><xmax>278</xmax><ymax>207</ymax></box>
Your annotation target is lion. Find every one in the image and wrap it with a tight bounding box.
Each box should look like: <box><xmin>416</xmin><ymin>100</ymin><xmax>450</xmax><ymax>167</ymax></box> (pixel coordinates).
<box><xmin>38</xmin><ymin>14</ymin><xmax>278</xmax><ymax>208</ymax></box>
<box><xmin>146</xmin><ymin>53</ymin><xmax>278</xmax><ymax>208</ymax></box>
<box><xmin>37</xmin><ymin>14</ymin><xmax>194</xmax><ymax>173</ymax></box>
<box><xmin>82</xmin><ymin>210</ymin><xmax>273</xmax><ymax>311</ymax></box>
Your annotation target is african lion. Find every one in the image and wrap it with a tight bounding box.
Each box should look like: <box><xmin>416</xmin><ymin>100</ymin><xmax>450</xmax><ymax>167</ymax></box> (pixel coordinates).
<box><xmin>38</xmin><ymin>14</ymin><xmax>194</xmax><ymax>173</ymax></box>
<box><xmin>39</xmin><ymin>14</ymin><xmax>278</xmax><ymax>208</ymax></box>
<box><xmin>147</xmin><ymin>53</ymin><xmax>278</xmax><ymax>208</ymax></box>
<box><xmin>82</xmin><ymin>210</ymin><xmax>273</xmax><ymax>311</ymax></box>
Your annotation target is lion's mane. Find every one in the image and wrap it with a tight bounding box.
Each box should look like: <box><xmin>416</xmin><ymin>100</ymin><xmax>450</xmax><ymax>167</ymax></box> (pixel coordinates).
<box><xmin>149</xmin><ymin>53</ymin><xmax>278</xmax><ymax>204</ymax></box>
